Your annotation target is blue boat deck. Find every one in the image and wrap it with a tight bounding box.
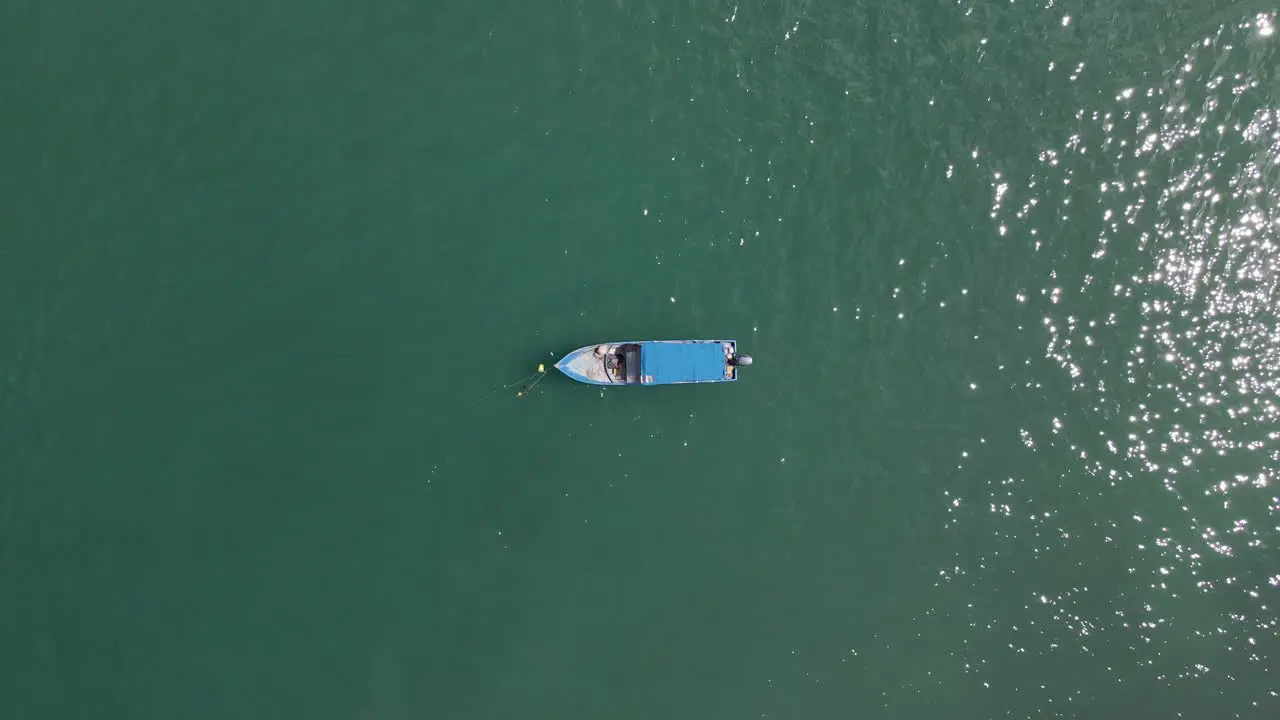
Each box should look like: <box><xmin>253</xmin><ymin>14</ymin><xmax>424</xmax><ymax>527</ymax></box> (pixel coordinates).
<box><xmin>639</xmin><ymin>341</ymin><xmax>728</xmax><ymax>384</ymax></box>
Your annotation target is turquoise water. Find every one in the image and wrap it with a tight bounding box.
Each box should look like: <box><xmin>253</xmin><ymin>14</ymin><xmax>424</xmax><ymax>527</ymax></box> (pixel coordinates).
<box><xmin>2</xmin><ymin>1</ymin><xmax>1278</xmax><ymax>717</ymax></box>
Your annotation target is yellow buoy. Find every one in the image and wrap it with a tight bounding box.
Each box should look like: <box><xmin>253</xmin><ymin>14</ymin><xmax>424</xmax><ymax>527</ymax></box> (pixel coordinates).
<box><xmin>537</xmin><ymin>363</ymin><xmax>545</xmax><ymax>373</ymax></box>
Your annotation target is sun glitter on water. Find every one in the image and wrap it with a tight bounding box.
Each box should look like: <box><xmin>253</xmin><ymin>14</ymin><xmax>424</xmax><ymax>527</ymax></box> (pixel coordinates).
<box><xmin>941</xmin><ymin>11</ymin><xmax>1279</xmax><ymax>709</ymax></box>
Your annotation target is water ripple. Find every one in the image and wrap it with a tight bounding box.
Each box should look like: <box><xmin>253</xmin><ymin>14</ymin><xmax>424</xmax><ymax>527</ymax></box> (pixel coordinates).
<box><xmin>947</xmin><ymin>11</ymin><xmax>1279</xmax><ymax>713</ymax></box>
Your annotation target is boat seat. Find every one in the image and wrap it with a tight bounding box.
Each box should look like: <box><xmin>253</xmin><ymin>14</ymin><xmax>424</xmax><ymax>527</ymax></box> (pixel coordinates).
<box><xmin>623</xmin><ymin>344</ymin><xmax>641</xmax><ymax>384</ymax></box>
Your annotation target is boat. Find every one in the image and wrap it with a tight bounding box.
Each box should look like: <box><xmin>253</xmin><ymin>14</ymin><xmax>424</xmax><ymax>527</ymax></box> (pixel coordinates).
<box><xmin>554</xmin><ymin>340</ymin><xmax>752</xmax><ymax>386</ymax></box>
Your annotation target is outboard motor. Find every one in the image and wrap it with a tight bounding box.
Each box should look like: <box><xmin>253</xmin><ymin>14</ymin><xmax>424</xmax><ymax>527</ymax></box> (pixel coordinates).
<box><xmin>736</xmin><ymin>355</ymin><xmax>753</xmax><ymax>366</ymax></box>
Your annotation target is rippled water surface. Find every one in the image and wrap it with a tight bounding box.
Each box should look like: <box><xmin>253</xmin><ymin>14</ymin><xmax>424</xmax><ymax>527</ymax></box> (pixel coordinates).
<box><xmin>1</xmin><ymin>1</ymin><xmax>1277</xmax><ymax>718</ymax></box>
<box><xmin>938</xmin><ymin>11</ymin><xmax>1280</xmax><ymax>715</ymax></box>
